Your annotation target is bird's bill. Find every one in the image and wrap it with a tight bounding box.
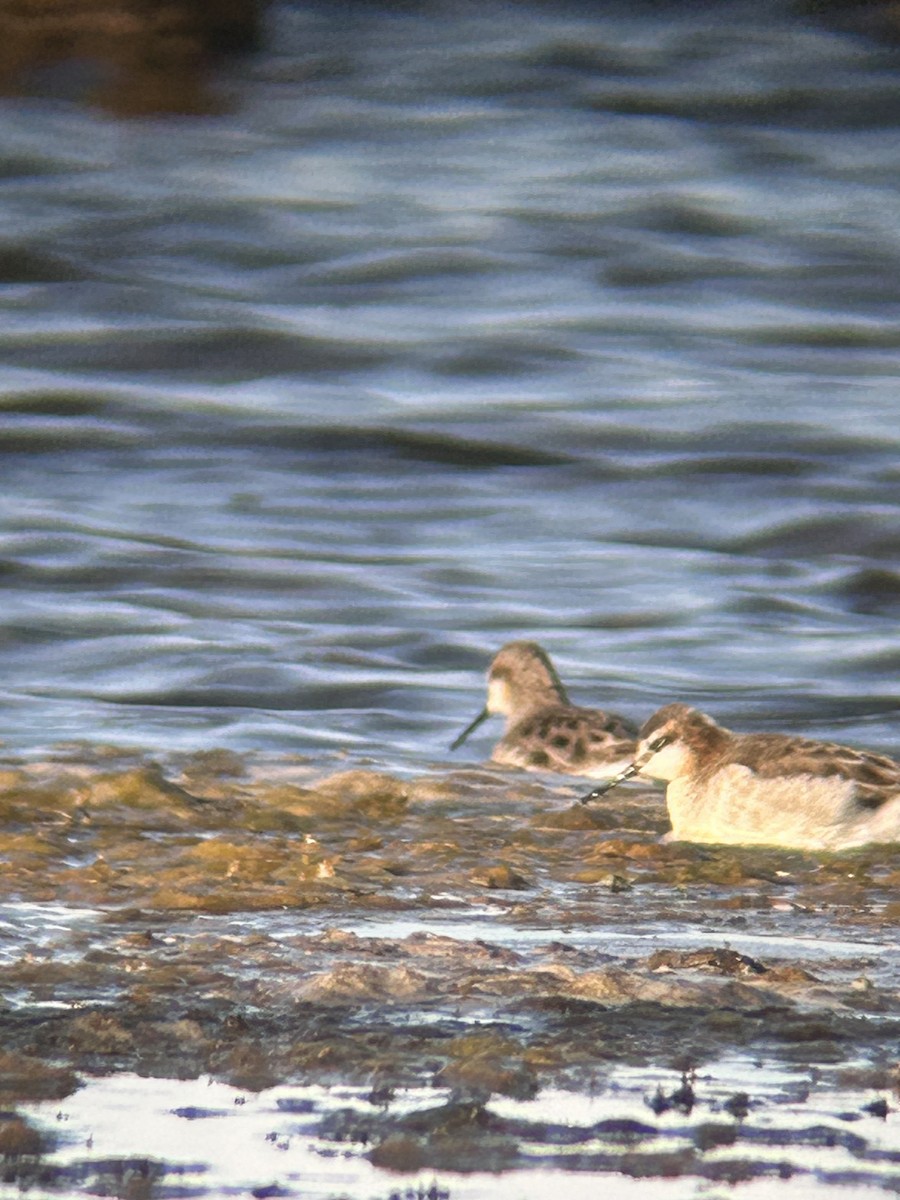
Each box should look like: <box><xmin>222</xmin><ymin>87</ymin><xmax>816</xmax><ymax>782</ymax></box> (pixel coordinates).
<box><xmin>578</xmin><ymin>759</ymin><xmax>641</xmax><ymax>804</ymax></box>
<box><xmin>450</xmin><ymin>707</ymin><xmax>490</xmax><ymax>751</ymax></box>
<box><xmin>579</xmin><ymin>733</ymin><xmax>672</xmax><ymax>803</ymax></box>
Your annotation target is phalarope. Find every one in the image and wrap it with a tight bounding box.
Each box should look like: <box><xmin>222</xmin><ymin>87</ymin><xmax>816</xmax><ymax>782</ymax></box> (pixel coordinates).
<box><xmin>450</xmin><ymin>640</ymin><xmax>637</xmax><ymax>777</ymax></box>
<box><xmin>580</xmin><ymin>702</ymin><xmax>900</xmax><ymax>850</ymax></box>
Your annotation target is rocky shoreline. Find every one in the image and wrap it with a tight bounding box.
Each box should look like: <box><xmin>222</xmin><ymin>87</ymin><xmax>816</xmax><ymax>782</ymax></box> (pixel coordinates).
<box><xmin>0</xmin><ymin>746</ymin><xmax>896</xmax><ymax>1191</ymax></box>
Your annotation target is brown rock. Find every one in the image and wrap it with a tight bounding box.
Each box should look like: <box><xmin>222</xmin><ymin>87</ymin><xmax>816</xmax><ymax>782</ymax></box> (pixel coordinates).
<box><xmin>0</xmin><ymin>1118</ymin><xmax>44</xmax><ymax>1157</ymax></box>
<box><xmin>370</xmin><ymin>1133</ymin><xmax>428</xmax><ymax>1170</ymax></box>
<box><xmin>68</xmin><ymin>1012</ymin><xmax>134</xmax><ymax>1055</ymax></box>
<box><xmin>470</xmin><ymin>865</ymin><xmax>531</xmax><ymax>890</ymax></box>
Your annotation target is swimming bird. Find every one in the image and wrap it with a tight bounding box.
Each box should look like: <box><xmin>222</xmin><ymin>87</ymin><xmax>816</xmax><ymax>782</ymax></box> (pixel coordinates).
<box><xmin>450</xmin><ymin>640</ymin><xmax>637</xmax><ymax>777</ymax></box>
<box><xmin>580</xmin><ymin>702</ymin><xmax>900</xmax><ymax>850</ymax></box>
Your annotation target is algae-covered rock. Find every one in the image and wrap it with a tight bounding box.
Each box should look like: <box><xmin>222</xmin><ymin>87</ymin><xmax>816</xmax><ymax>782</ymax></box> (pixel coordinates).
<box><xmin>311</xmin><ymin>770</ymin><xmax>410</xmax><ymax>819</ymax></box>
<box><xmin>0</xmin><ymin>1117</ymin><xmax>45</xmax><ymax>1158</ymax></box>
<box><xmin>469</xmin><ymin>864</ymin><xmax>531</xmax><ymax>890</ymax></box>
<box><xmin>80</xmin><ymin>765</ymin><xmax>204</xmax><ymax>827</ymax></box>
<box><xmin>435</xmin><ymin>1056</ymin><xmax>539</xmax><ymax>1100</ymax></box>
<box><xmin>68</xmin><ymin>1013</ymin><xmax>135</xmax><ymax>1056</ymax></box>
<box><xmin>184</xmin><ymin>839</ymin><xmax>295</xmax><ymax>882</ymax></box>
<box><xmin>0</xmin><ymin>1051</ymin><xmax>79</xmax><ymax>1104</ymax></box>
<box><xmin>298</xmin><ymin>963</ymin><xmax>431</xmax><ymax>1003</ymax></box>
<box><xmin>565</xmin><ymin>967</ymin><xmax>770</xmax><ymax>1009</ymax></box>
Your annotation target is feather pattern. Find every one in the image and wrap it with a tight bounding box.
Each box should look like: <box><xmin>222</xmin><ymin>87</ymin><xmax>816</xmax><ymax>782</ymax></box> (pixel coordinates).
<box><xmin>452</xmin><ymin>641</ymin><xmax>637</xmax><ymax>779</ymax></box>
<box><xmin>630</xmin><ymin>703</ymin><xmax>900</xmax><ymax>849</ymax></box>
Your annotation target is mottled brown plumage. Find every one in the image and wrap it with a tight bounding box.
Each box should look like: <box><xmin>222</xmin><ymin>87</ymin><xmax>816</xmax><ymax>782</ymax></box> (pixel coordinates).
<box><xmin>586</xmin><ymin>702</ymin><xmax>900</xmax><ymax>849</ymax></box>
<box><xmin>451</xmin><ymin>641</ymin><xmax>637</xmax><ymax>778</ymax></box>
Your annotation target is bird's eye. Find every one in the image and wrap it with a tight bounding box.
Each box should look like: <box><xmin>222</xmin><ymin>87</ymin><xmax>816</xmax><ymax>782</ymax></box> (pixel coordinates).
<box><xmin>648</xmin><ymin>735</ymin><xmax>671</xmax><ymax>753</ymax></box>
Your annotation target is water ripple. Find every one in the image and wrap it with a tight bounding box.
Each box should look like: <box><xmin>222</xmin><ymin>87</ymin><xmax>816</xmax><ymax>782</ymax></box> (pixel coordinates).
<box><xmin>0</xmin><ymin>0</ymin><xmax>897</xmax><ymax>761</ymax></box>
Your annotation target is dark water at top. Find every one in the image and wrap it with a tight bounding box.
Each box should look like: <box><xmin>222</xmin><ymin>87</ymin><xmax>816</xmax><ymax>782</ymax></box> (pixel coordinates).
<box><xmin>1</xmin><ymin>0</ymin><xmax>898</xmax><ymax>765</ymax></box>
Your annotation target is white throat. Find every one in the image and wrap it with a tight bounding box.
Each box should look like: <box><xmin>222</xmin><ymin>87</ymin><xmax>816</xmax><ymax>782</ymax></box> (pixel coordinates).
<box><xmin>637</xmin><ymin>739</ymin><xmax>694</xmax><ymax>782</ymax></box>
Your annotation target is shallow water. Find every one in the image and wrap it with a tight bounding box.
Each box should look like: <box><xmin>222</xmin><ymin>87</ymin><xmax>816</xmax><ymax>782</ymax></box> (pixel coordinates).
<box><xmin>11</xmin><ymin>1060</ymin><xmax>900</xmax><ymax>1200</ymax></box>
<box><xmin>0</xmin><ymin>757</ymin><xmax>898</xmax><ymax>1195</ymax></box>
<box><xmin>1</xmin><ymin>1</ymin><xmax>899</xmax><ymax>1195</ymax></box>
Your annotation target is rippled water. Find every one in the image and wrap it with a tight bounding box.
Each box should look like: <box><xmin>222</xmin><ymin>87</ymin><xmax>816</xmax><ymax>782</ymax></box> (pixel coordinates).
<box><xmin>2</xmin><ymin>12</ymin><xmax>900</xmax><ymax>1194</ymax></box>
<box><xmin>2</xmin><ymin>0</ymin><xmax>899</xmax><ymax>763</ymax></box>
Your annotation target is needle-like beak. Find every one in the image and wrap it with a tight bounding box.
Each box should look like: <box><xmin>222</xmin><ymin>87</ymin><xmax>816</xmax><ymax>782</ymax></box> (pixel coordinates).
<box><xmin>578</xmin><ymin>759</ymin><xmax>642</xmax><ymax>804</ymax></box>
<box><xmin>578</xmin><ymin>734</ymin><xmax>671</xmax><ymax>805</ymax></box>
<box><xmin>450</xmin><ymin>707</ymin><xmax>490</xmax><ymax>752</ymax></box>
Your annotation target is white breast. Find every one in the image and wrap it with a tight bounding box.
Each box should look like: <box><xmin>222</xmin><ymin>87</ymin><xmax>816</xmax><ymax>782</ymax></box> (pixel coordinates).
<box><xmin>665</xmin><ymin>764</ymin><xmax>887</xmax><ymax>850</ymax></box>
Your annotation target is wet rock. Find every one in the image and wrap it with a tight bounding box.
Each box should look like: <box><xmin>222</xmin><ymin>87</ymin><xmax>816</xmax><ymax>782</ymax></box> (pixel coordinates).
<box><xmin>741</xmin><ymin>1123</ymin><xmax>869</xmax><ymax>1155</ymax></box>
<box><xmin>311</xmin><ymin>770</ymin><xmax>410</xmax><ymax>820</ymax></box>
<box><xmin>469</xmin><ymin>864</ymin><xmax>531</xmax><ymax>890</ymax></box>
<box><xmin>765</xmin><ymin>965</ymin><xmax>819</xmax><ymax>984</ymax></box>
<box><xmin>407</xmin><ymin>777</ymin><xmax>470</xmax><ymax>804</ymax></box>
<box><xmin>211</xmin><ymin>1043</ymin><xmax>284</xmax><ymax>1093</ymax></box>
<box><xmin>67</xmin><ymin>1013</ymin><xmax>134</xmax><ymax>1056</ymax></box>
<box><xmin>777</xmin><ymin>1042</ymin><xmax>846</xmax><ymax>1064</ymax></box>
<box><xmin>369</xmin><ymin>1134</ymin><xmax>428</xmax><ymax>1170</ymax></box>
<box><xmin>298</xmin><ymin>964</ymin><xmax>431</xmax><ymax>1002</ymax></box>
<box><xmin>403</xmin><ymin>932</ymin><xmax>522</xmax><ymax>965</ymax></box>
<box><xmin>459</xmin><ymin>964</ymin><xmax>577</xmax><ymax>1001</ymax></box>
<box><xmin>246</xmin><ymin>783</ymin><xmax>320</xmax><ymax>822</ymax></box>
<box><xmin>619</xmin><ymin>1147</ymin><xmax>697</xmax><ymax>1177</ymax></box>
<box><xmin>693</xmin><ymin>1121</ymin><xmax>738</xmax><ymax>1150</ymax></box>
<box><xmin>0</xmin><ymin>768</ymin><xmax>27</xmax><ymax>793</ymax></box>
<box><xmin>176</xmin><ymin>749</ymin><xmax>248</xmax><ymax>790</ymax></box>
<box><xmin>837</xmin><ymin>1066</ymin><xmax>894</xmax><ymax>1089</ymax></box>
<box><xmin>591</xmin><ymin>838</ymin><xmax>676</xmax><ymax>861</ymax></box>
<box><xmin>275</xmin><ymin>1096</ymin><xmax>317</xmax><ymax>1114</ymax></box>
<box><xmin>768</xmin><ymin>1016</ymin><xmax>841</xmax><ymax>1044</ymax></box>
<box><xmin>701</xmin><ymin>1157</ymin><xmax>767</xmax><ymax>1184</ymax></box>
<box><xmin>0</xmin><ymin>742</ymin><xmax>897</xmax><ymax>1178</ymax></box>
<box><xmin>565</xmin><ymin>967</ymin><xmax>769</xmax><ymax>1009</ymax></box>
<box><xmin>366</xmin><ymin>1099</ymin><xmax>523</xmax><ymax>1173</ymax></box>
<box><xmin>0</xmin><ymin>1116</ymin><xmax>45</xmax><ymax>1157</ymax></box>
<box><xmin>570</xmin><ymin>867</ymin><xmax>634</xmax><ymax>889</ymax></box>
<box><xmin>80</xmin><ymin>765</ymin><xmax>203</xmax><ymax>822</ymax></box>
<box><xmin>435</xmin><ymin>1055</ymin><xmax>539</xmax><ymax>1101</ymax></box>
<box><xmin>535</xmin><ymin>806</ymin><xmax>607</xmax><ymax>831</ymax></box>
<box><xmin>0</xmin><ymin>1052</ymin><xmax>79</xmax><ymax>1104</ymax></box>
<box><xmin>647</xmin><ymin>948</ymin><xmax>767</xmax><ymax>976</ymax></box>
<box><xmin>723</xmin><ymin>1092</ymin><xmax>751</xmax><ymax>1120</ymax></box>
<box><xmin>593</xmin><ymin>1117</ymin><xmax>658</xmax><ymax>1142</ymax></box>
<box><xmin>862</xmin><ymin>1098</ymin><xmax>890</xmax><ymax>1118</ymax></box>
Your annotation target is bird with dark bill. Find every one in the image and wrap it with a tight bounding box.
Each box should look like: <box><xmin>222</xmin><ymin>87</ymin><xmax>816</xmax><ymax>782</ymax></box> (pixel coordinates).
<box><xmin>451</xmin><ymin>640</ymin><xmax>637</xmax><ymax>778</ymax></box>
<box><xmin>581</xmin><ymin>702</ymin><xmax>900</xmax><ymax>850</ymax></box>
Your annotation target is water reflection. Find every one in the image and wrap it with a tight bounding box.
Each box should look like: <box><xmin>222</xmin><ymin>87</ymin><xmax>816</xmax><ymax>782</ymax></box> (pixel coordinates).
<box><xmin>17</xmin><ymin>1062</ymin><xmax>900</xmax><ymax>1198</ymax></box>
